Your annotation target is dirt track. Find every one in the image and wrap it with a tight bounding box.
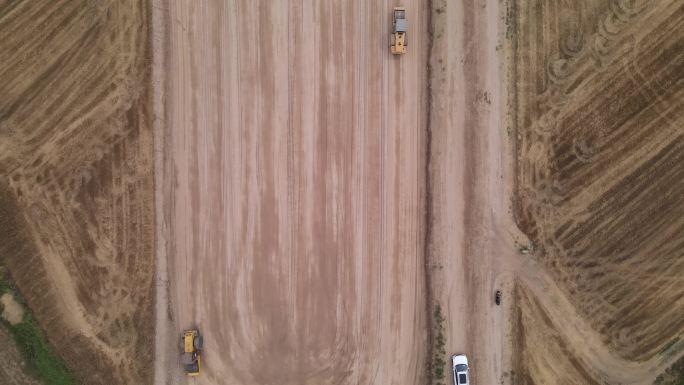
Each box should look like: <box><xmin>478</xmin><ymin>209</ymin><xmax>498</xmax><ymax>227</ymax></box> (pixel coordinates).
<box><xmin>157</xmin><ymin>1</ymin><xmax>429</xmax><ymax>384</ymax></box>
<box><xmin>425</xmin><ymin>0</ymin><xmax>518</xmax><ymax>384</ymax></box>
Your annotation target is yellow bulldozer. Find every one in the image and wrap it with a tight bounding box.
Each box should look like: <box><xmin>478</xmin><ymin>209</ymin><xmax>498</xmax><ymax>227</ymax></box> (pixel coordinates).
<box><xmin>390</xmin><ymin>7</ymin><xmax>407</xmax><ymax>55</ymax></box>
<box><xmin>180</xmin><ymin>329</ymin><xmax>203</xmax><ymax>376</ymax></box>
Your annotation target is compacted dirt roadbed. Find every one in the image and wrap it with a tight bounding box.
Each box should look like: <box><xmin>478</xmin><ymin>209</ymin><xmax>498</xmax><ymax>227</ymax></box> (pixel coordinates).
<box><xmin>157</xmin><ymin>1</ymin><xmax>429</xmax><ymax>384</ymax></box>
<box><xmin>425</xmin><ymin>1</ymin><xmax>522</xmax><ymax>384</ymax></box>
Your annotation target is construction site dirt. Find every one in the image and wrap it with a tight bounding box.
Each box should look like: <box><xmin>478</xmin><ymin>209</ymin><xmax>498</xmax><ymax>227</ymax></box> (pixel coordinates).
<box><xmin>155</xmin><ymin>1</ymin><xmax>430</xmax><ymax>384</ymax></box>
<box><xmin>154</xmin><ymin>0</ymin><xmax>684</xmax><ymax>384</ymax></box>
<box><xmin>154</xmin><ymin>1</ymin><xmax>521</xmax><ymax>384</ymax></box>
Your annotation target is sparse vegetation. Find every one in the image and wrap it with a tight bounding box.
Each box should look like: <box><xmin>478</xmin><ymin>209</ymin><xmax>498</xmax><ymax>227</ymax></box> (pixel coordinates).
<box><xmin>432</xmin><ymin>304</ymin><xmax>447</xmax><ymax>385</ymax></box>
<box><xmin>0</xmin><ymin>272</ymin><xmax>79</xmax><ymax>385</ymax></box>
<box><xmin>654</xmin><ymin>355</ymin><xmax>684</xmax><ymax>385</ymax></box>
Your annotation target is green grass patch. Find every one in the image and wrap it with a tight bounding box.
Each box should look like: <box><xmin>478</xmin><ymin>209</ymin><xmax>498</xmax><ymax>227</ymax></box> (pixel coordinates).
<box><xmin>0</xmin><ymin>272</ymin><xmax>80</xmax><ymax>385</ymax></box>
<box><xmin>654</xmin><ymin>354</ymin><xmax>684</xmax><ymax>385</ymax></box>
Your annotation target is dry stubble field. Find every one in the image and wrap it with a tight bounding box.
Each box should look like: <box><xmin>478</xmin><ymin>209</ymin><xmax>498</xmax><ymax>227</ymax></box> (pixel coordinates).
<box><xmin>0</xmin><ymin>1</ymin><xmax>154</xmax><ymax>385</ymax></box>
<box><xmin>508</xmin><ymin>0</ymin><xmax>684</xmax><ymax>383</ymax></box>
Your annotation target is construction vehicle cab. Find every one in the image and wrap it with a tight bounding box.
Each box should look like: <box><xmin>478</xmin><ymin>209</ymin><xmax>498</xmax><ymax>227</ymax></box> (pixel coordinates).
<box><xmin>391</xmin><ymin>7</ymin><xmax>407</xmax><ymax>54</ymax></box>
<box><xmin>180</xmin><ymin>329</ymin><xmax>203</xmax><ymax>376</ymax></box>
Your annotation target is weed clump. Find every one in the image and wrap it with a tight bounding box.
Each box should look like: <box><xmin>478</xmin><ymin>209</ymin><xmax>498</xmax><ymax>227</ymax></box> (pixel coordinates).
<box><xmin>432</xmin><ymin>304</ymin><xmax>447</xmax><ymax>385</ymax></box>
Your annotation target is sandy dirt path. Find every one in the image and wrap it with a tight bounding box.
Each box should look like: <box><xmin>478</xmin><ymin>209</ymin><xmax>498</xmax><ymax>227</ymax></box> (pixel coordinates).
<box><xmin>426</xmin><ymin>0</ymin><xmax>526</xmax><ymax>384</ymax></box>
<box><xmin>156</xmin><ymin>1</ymin><xmax>429</xmax><ymax>384</ymax></box>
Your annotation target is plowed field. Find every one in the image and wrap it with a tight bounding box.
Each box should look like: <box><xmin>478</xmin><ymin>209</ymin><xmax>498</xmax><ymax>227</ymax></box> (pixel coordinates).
<box><xmin>0</xmin><ymin>2</ymin><xmax>154</xmax><ymax>385</ymax></box>
<box><xmin>508</xmin><ymin>0</ymin><xmax>684</xmax><ymax>382</ymax></box>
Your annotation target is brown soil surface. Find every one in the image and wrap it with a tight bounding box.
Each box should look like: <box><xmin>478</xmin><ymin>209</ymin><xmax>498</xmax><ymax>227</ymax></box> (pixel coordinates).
<box><xmin>156</xmin><ymin>1</ymin><xmax>429</xmax><ymax>384</ymax></box>
<box><xmin>507</xmin><ymin>0</ymin><xmax>684</xmax><ymax>382</ymax></box>
<box><xmin>0</xmin><ymin>294</ymin><xmax>24</xmax><ymax>325</ymax></box>
<box><xmin>0</xmin><ymin>2</ymin><xmax>155</xmax><ymax>385</ymax></box>
<box><xmin>0</xmin><ymin>324</ymin><xmax>42</xmax><ymax>385</ymax></box>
